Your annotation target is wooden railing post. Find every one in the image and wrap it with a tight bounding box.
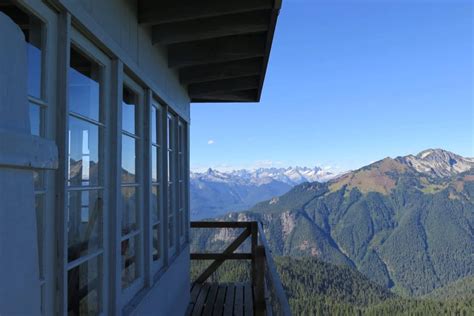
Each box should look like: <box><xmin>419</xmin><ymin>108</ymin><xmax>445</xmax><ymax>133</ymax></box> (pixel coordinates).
<box><xmin>250</xmin><ymin>222</ymin><xmax>258</xmax><ymax>288</ymax></box>
<box><xmin>255</xmin><ymin>245</ymin><xmax>266</xmax><ymax>315</ymax></box>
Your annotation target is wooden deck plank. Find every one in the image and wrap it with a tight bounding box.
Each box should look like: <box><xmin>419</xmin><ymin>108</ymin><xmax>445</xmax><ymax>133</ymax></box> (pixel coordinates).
<box><xmin>223</xmin><ymin>284</ymin><xmax>235</xmax><ymax>316</ymax></box>
<box><xmin>234</xmin><ymin>284</ymin><xmax>244</xmax><ymax>316</ymax></box>
<box><xmin>186</xmin><ymin>283</ymin><xmax>202</xmax><ymax>316</ymax></box>
<box><xmin>192</xmin><ymin>283</ymin><xmax>211</xmax><ymax>316</ymax></box>
<box><xmin>212</xmin><ymin>285</ymin><xmax>228</xmax><ymax>316</ymax></box>
<box><xmin>190</xmin><ymin>283</ymin><xmax>202</xmax><ymax>302</ymax></box>
<box><xmin>203</xmin><ymin>283</ymin><xmax>219</xmax><ymax>316</ymax></box>
<box><xmin>244</xmin><ymin>283</ymin><xmax>254</xmax><ymax>316</ymax></box>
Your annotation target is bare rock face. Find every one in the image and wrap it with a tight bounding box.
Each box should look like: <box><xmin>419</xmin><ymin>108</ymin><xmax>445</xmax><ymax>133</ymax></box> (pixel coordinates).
<box><xmin>399</xmin><ymin>149</ymin><xmax>474</xmax><ymax>177</ymax></box>
<box><xmin>281</xmin><ymin>211</ymin><xmax>297</xmax><ymax>238</ymax></box>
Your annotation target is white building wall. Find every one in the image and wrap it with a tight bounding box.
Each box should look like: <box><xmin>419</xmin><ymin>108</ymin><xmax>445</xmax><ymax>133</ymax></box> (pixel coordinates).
<box><xmin>1</xmin><ymin>0</ymin><xmax>191</xmax><ymax>314</ymax></box>
<box><xmin>0</xmin><ymin>12</ymin><xmax>57</xmax><ymax>315</ymax></box>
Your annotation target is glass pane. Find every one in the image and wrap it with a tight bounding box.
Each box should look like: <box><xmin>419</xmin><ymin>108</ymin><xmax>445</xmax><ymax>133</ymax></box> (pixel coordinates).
<box><xmin>167</xmin><ymin>114</ymin><xmax>174</xmax><ymax>150</ymax></box>
<box><xmin>178</xmin><ymin>122</ymin><xmax>183</xmax><ymax>153</ymax></box>
<box><xmin>69</xmin><ymin>48</ymin><xmax>100</xmax><ymax>122</ymax></box>
<box><xmin>35</xmin><ymin>194</ymin><xmax>44</xmax><ymax>278</ymax></box>
<box><xmin>151</xmin><ymin>185</ymin><xmax>159</xmax><ymax>223</ymax></box>
<box><xmin>122</xmin><ymin>87</ymin><xmax>136</xmax><ymax>135</ymax></box>
<box><xmin>67</xmin><ymin>255</ymin><xmax>102</xmax><ymax>315</ymax></box>
<box><xmin>27</xmin><ymin>37</ymin><xmax>42</xmax><ymax>98</ymax></box>
<box><xmin>121</xmin><ymin>236</ymin><xmax>139</xmax><ymax>288</ymax></box>
<box><xmin>151</xmin><ymin>106</ymin><xmax>157</xmax><ymax>144</ymax></box>
<box><xmin>0</xmin><ymin>4</ymin><xmax>42</xmax><ymax>98</ymax></box>
<box><xmin>167</xmin><ymin>150</ymin><xmax>173</xmax><ymax>183</ymax></box>
<box><xmin>178</xmin><ymin>209</ymin><xmax>184</xmax><ymax>238</ymax></box>
<box><xmin>121</xmin><ymin>135</ymin><xmax>136</xmax><ymax>183</ymax></box>
<box><xmin>152</xmin><ymin>224</ymin><xmax>160</xmax><ymax>262</ymax></box>
<box><xmin>121</xmin><ymin>187</ymin><xmax>138</xmax><ymax>236</ymax></box>
<box><xmin>67</xmin><ymin>190</ymin><xmax>102</xmax><ymax>262</ymax></box>
<box><xmin>178</xmin><ymin>154</ymin><xmax>183</xmax><ymax>181</ymax></box>
<box><xmin>68</xmin><ymin>116</ymin><xmax>100</xmax><ymax>186</ymax></box>
<box><xmin>179</xmin><ymin>181</ymin><xmax>185</xmax><ymax>209</ymax></box>
<box><xmin>152</xmin><ymin>146</ymin><xmax>158</xmax><ymax>183</ymax></box>
<box><xmin>168</xmin><ymin>214</ymin><xmax>174</xmax><ymax>248</ymax></box>
<box><xmin>29</xmin><ymin>103</ymin><xmax>41</xmax><ymax>136</ymax></box>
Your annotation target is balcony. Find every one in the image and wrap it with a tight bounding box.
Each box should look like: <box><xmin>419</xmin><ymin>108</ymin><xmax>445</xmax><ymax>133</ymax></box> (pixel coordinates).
<box><xmin>187</xmin><ymin>221</ymin><xmax>291</xmax><ymax>316</ymax></box>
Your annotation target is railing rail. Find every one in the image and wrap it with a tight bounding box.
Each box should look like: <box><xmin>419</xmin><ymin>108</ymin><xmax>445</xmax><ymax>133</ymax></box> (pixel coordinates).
<box><xmin>257</xmin><ymin>222</ymin><xmax>292</xmax><ymax>316</ymax></box>
<box><xmin>190</xmin><ymin>221</ymin><xmax>291</xmax><ymax>316</ymax></box>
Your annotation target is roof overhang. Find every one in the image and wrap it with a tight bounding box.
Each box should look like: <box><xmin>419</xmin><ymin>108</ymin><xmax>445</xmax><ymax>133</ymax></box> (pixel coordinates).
<box><xmin>138</xmin><ymin>0</ymin><xmax>282</xmax><ymax>103</ymax></box>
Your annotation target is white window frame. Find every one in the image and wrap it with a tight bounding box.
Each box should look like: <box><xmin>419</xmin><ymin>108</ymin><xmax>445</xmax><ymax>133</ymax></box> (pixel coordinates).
<box><xmin>58</xmin><ymin>26</ymin><xmax>112</xmax><ymax>316</ymax></box>
<box><xmin>120</xmin><ymin>74</ymin><xmax>145</xmax><ymax>305</ymax></box>
<box><xmin>150</xmin><ymin>98</ymin><xmax>165</xmax><ymax>274</ymax></box>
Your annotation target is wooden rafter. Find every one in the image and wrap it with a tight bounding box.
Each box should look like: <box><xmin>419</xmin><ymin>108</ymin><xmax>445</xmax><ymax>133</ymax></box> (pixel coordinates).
<box><xmin>152</xmin><ymin>10</ymin><xmax>270</xmax><ymax>45</ymax></box>
<box><xmin>138</xmin><ymin>0</ymin><xmax>273</xmax><ymax>25</ymax></box>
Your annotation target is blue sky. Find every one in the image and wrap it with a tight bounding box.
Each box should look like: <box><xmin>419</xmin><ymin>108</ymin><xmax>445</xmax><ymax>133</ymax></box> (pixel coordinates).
<box><xmin>190</xmin><ymin>0</ymin><xmax>473</xmax><ymax>172</ymax></box>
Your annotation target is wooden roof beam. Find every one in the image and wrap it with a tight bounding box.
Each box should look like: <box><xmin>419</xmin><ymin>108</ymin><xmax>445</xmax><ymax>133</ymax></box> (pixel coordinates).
<box><xmin>191</xmin><ymin>90</ymin><xmax>258</xmax><ymax>102</ymax></box>
<box><xmin>152</xmin><ymin>10</ymin><xmax>269</xmax><ymax>45</ymax></box>
<box><xmin>168</xmin><ymin>33</ymin><xmax>266</xmax><ymax>68</ymax></box>
<box><xmin>138</xmin><ymin>0</ymin><xmax>273</xmax><ymax>26</ymax></box>
<box><xmin>179</xmin><ymin>58</ymin><xmax>263</xmax><ymax>84</ymax></box>
<box><xmin>188</xmin><ymin>76</ymin><xmax>260</xmax><ymax>98</ymax></box>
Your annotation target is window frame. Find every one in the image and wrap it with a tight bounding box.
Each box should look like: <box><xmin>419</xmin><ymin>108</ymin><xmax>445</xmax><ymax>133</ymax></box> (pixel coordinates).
<box><xmin>150</xmin><ymin>99</ymin><xmax>165</xmax><ymax>274</ymax></box>
<box><xmin>120</xmin><ymin>74</ymin><xmax>146</xmax><ymax>305</ymax></box>
<box><xmin>61</xmin><ymin>27</ymin><xmax>112</xmax><ymax>316</ymax></box>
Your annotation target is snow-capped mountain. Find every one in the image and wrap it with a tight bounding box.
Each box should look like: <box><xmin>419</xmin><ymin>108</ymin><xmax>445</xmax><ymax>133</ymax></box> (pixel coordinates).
<box><xmin>190</xmin><ymin>166</ymin><xmax>341</xmax><ymax>219</ymax></box>
<box><xmin>191</xmin><ymin>166</ymin><xmax>338</xmax><ymax>186</ymax></box>
<box><xmin>396</xmin><ymin>149</ymin><xmax>474</xmax><ymax>177</ymax></box>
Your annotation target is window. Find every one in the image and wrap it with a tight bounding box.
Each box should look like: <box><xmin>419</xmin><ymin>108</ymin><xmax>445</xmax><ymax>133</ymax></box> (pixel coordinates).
<box><xmin>167</xmin><ymin>112</ymin><xmax>177</xmax><ymax>256</ymax></box>
<box><xmin>151</xmin><ymin>102</ymin><xmax>163</xmax><ymax>271</ymax></box>
<box><xmin>177</xmin><ymin>120</ymin><xmax>187</xmax><ymax>244</ymax></box>
<box><xmin>120</xmin><ymin>83</ymin><xmax>144</xmax><ymax>299</ymax></box>
<box><xmin>67</xmin><ymin>46</ymin><xmax>104</xmax><ymax>315</ymax></box>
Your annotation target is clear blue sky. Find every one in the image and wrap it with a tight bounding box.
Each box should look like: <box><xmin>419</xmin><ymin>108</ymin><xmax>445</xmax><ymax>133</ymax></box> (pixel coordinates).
<box><xmin>190</xmin><ymin>0</ymin><xmax>473</xmax><ymax>172</ymax></box>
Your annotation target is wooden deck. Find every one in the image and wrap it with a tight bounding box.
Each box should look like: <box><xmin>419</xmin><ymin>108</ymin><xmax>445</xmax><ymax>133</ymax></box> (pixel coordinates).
<box><xmin>186</xmin><ymin>283</ymin><xmax>254</xmax><ymax>316</ymax></box>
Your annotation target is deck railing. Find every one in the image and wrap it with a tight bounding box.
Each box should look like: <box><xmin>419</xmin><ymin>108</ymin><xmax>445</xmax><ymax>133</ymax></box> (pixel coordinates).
<box><xmin>190</xmin><ymin>221</ymin><xmax>292</xmax><ymax>316</ymax></box>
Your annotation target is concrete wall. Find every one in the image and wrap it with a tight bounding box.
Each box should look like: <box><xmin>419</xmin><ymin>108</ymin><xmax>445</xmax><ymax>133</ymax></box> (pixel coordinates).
<box><xmin>58</xmin><ymin>0</ymin><xmax>190</xmax><ymax>122</ymax></box>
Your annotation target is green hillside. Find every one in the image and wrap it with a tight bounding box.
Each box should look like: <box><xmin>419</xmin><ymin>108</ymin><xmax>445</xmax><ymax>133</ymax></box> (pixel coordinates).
<box><xmin>190</xmin><ymin>257</ymin><xmax>474</xmax><ymax>315</ymax></box>
<box><xmin>191</xmin><ymin>157</ymin><xmax>474</xmax><ymax>297</ymax></box>
<box><xmin>424</xmin><ymin>275</ymin><xmax>474</xmax><ymax>301</ymax></box>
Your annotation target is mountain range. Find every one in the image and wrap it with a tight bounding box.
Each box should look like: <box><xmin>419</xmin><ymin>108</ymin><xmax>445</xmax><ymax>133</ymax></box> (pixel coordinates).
<box><xmin>191</xmin><ymin>149</ymin><xmax>474</xmax><ymax>297</ymax></box>
<box><xmin>190</xmin><ymin>166</ymin><xmax>338</xmax><ymax>219</ymax></box>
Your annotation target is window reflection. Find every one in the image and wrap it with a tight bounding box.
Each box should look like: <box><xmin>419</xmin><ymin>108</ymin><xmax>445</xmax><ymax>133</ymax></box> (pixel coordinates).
<box><xmin>67</xmin><ymin>191</ymin><xmax>102</xmax><ymax>262</ymax></box>
<box><xmin>152</xmin><ymin>147</ymin><xmax>158</xmax><ymax>183</ymax></box>
<box><xmin>121</xmin><ymin>135</ymin><xmax>136</xmax><ymax>183</ymax></box>
<box><xmin>29</xmin><ymin>103</ymin><xmax>41</xmax><ymax>136</ymax></box>
<box><xmin>69</xmin><ymin>48</ymin><xmax>100</xmax><ymax>122</ymax></box>
<box><xmin>151</xmin><ymin>186</ymin><xmax>159</xmax><ymax>223</ymax></box>
<box><xmin>27</xmin><ymin>43</ymin><xmax>42</xmax><ymax>98</ymax></box>
<box><xmin>68</xmin><ymin>117</ymin><xmax>100</xmax><ymax>186</ymax></box>
<box><xmin>122</xmin><ymin>87</ymin><xmax>137</xmax><ymax>135</ymax></box>
<box><xmin>67</xmin><ymin>255</ymin><xmax>102</xmax><ymax>315</ymax></box>
<box><xmin>152</xmin><ymin>225</ymin><xmax>160</xmax><ymax>262</ymax></box>
<box><xmin>151</xmin><ymin>106</ymin><xmax>157</xmax><ymax>144</ymax></box>
<box><xmin>121</xmin><ymin>236</ymin><xmax>139</xmax><ymax>288</ymax></box>
<box><xmin>121</xmin><ymin>187</ymin><xmax>138</xmax><ymax>235</ymax></box>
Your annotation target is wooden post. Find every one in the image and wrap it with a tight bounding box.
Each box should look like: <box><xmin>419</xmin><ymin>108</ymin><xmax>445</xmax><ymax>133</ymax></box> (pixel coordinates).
<box><xmin>250</xmin><ymin>222</ymin><xmax>258</xmax><ymax>288</ymax></box>
<box><xmin>255</xmin><ymin>245</ymin><xmax>266</xmax><ymax>316</ymax></box>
